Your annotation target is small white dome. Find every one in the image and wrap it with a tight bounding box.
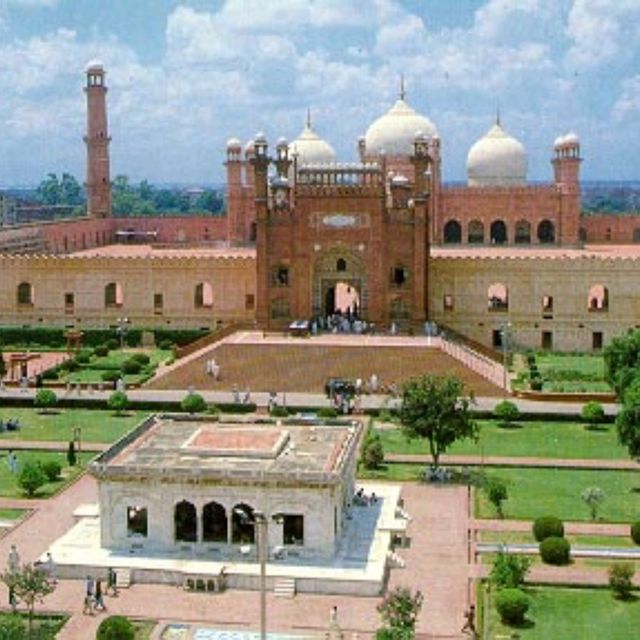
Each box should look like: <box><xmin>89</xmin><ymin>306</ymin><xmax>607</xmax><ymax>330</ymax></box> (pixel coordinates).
<box><xmin>86</xmin><ymin>59</ymin><xmax>104</xmax><ymax>71</ymax></box>
<box><xmin>226</xmin><ymin>137</ymin><xmax>241</xmax><ymax>149</ymax></box>
<box><xmin>365</xmin><ymin>98</ymin><xmax>437</xmax><ymax>156</ymax></box>
<box><xmin>290</xmin><ymin>119</ymin><xmax>336</xmax><ymax>166</ymax></box>
<box><xmin>564</xmin><ymin>132</ymin><xmax>579</xmax><ymax>144</ymax></box>
<box><xmin>467</xmin><ymin>122</ymin><xmax>527</xmax><ymax>187</ymax></box>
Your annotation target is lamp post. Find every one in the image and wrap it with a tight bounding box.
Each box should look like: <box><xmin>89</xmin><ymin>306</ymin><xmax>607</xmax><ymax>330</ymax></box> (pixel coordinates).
<box><xmin>501</xmin><ymin>321</ymin><xmax>512</xmax><ymax>398</ymax></box>
<box><xmin>116</xmin><ymin>317</ymin><xmax>129</xmax><ymax>350</ymax></box>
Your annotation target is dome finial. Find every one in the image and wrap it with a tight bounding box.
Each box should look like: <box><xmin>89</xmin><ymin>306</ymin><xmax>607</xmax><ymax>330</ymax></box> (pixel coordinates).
<box><xmin>306</xmin><ymin>107</ymin><xmax>312</xmax><ymax>129</ymax></box>
<box><xmin>400</xmin><ymin>73</ymin><xmax>406</xmax><ymax>101</ymax></box>
<box><xmin>496</xmin><ymin>102</ymin><xmax>501</xmax><ymax>127</ymax></box>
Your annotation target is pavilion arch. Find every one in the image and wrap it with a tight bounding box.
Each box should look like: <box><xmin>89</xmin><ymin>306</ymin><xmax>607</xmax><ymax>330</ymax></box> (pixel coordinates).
<box><xmin>174</xmin><ymin>500</ymin><xmax>197</xmax><ymax>543</ymax></box>
<box><xmin>17</xmin><ymin>282</ymin><xmax>34</xmax><ymax>306</ymax></box>
<box><xmin>467</xmin><ymin>220</ymin><xmax>484</xmax><ymax>244</ymax></box>
<box><xmin>588</xmin><ymin>284</ymin><xmax>609</xmax><ymax>312</ymax></box>
<box><xmin>490</xmin><ymin>220</ymin><xmax>507</xmax><ymax>244</ymax></box>
<box><xmin>514</xmin><ymin>220</ymin><xmax>531</xmax><ymax>244</ymax></box>
<box><xmin>232</xmin><ymin>503</ymin><xmax>255</xmax><ymax>544</ymax></box>
<box><xmin>443</xmin><ymin>220</ymin><xmax>462</xmax><ymax>244</ymax></box>
<box><xmin>194</xmin><ymin>282</ymin><xmax>213</xmax><ymax>308</ymax></box>
<box><xmin>537</xmin><ymin>219</ymin><xmax>555</xmax><ymax>244</ymax></box>
<box><xmin>202</xmin><ymin>501</ymin><xmax>228</xmax><ymax>543</ymax></box>
<box><xmin>104</xmin><ymin>282</ymin><xmax>123</xmax><ymax>308</ymax></box>
<box><xmin>488</xmin><ymin>283</ymin><xmax>508</xmax><ymax>311</ymax></box>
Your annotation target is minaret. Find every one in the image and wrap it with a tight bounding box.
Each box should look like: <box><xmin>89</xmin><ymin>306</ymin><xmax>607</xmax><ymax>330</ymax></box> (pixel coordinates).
<box><xmin>84</xmin><ymin>62</ymin><xmax>112</xmax><ymax>218</ymax></box>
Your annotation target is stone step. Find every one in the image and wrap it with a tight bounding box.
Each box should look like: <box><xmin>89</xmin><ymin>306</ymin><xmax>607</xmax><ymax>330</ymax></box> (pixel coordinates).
<box><xmin>274</xmin><ymin>577</ymin><xmax>296</xmax><ymax>598</ymax></box>
<box><xmin>115</xmin><ymin>568</ymin><xmax>131</xmax><ymax>589</ymax></box>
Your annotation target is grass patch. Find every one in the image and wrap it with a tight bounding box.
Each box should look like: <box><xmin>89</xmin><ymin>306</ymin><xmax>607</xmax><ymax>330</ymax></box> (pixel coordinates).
<box><xmin>376</xmin><ymin>419</ymin><xmax>627</xmax><ymax>460</ymax></box>
<box><xmin>476</xmin><ymin>467</ymin><xmax>640</xmax><ymax>523</ymax></box>
<box><xmin>133</xmin><ymin>619</ymin><xmax>157</xmax><ymax>639</ymax></box>
<box><xmin>485</xmin><ymin>586</ymin><xmax>640</xmax><ymax>639</ymax></box>
<box><xmin>357</xmin><ymin>463</ymin><xmax>424</xmax><ymax>482</ymax></box>
<box><xmin>0</xmin><ymin>508</ymin><xmax>27</xmax><ymax>521</ymax></box>
<box><xmin>479</xmin><ymin>530</ymin><xmax>638</xmax><ymax>548</ymax></box>
<box><xmin>0</xmin><ymin>612</ymin><xmax>68</xmax><ymax>638</ymax></box>
<box><xmin>0</xmin><ymin>450</ymin><xmax>95</xmax><ymax>499</ymax></box>
<box><xmin>0</xmin><ymin>408</ymin><xmax>149</xmax><ymax>443</ymax></box>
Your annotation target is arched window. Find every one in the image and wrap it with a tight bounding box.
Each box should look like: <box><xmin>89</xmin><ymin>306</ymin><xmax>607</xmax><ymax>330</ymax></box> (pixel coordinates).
<box><xmin>104</xmin><ymin>282</ymin><xmax>123</xmax><ymax>308</ymax></box>
<box><xmin>490</xmin><ymin>220</ymin><xmax>507</xmax><ymax>245</ymax></box>
<box><xmin>175</xmin><ymin>500</ymin><xmax>197</xmax><ymax>542</ymax></box>
<box><xmin>232</xmin><ymin>503</ymin><xmax>255</xmax><ymax>544</ymax></box>
<box><xmin>514</xmin><ymin>220</ymin><xmax>531</xmax><ymax>244</ymax></box>
<box><xmin>537</xmin><ymin>219</ymin><xmax>555</xmax><ymax>244</ymax></box>
<box><xmin>17</xmin><ymin>282</ymin><xmax>34</xmax><ymax>306</ymax></box>
<box><xmin>468</xmin><ymin>220</ymin><xmax>484</xmax><ymax>244</ymax></box>
<box><xmin>272</xmin><ymin>266</ymin><xmax>289</xmax><ymax>287</ymax></box>
<box><xmin>202</xmin><ymin>502</ymin><xmax>227</xmax><ymax>543</ymax></box>
<box><xmin>443</xmin><ymin>220</ymin><xmax>462</xmax><ymax>244</ymax></box>
<box><xmin>588</xmin><ymin>284</ymin><xmax>609</xmax><ymax>312</ymax></box>
<box><xmin>488</xmin><ymin>283</ymin><xmax>508</xmax><ymax>311</ymax></box>
<box><xmin>336</xmin><ymin>258</ymin><xmax>347</xmax><ymax>272</ymax></box>
<box><xmin>194</xmin><ymin>282</ymin><xmax>213</xmax><ymax>308</ymax></box>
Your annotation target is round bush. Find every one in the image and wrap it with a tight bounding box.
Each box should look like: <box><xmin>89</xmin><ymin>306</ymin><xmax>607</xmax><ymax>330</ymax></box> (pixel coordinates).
<box><xmin>121</xmin><ymin>359</ymin><xmax>142</xmax><ymax>375</ymax></box>
<box><xmin>106</xmin><ymin>338</ymin><xmax>119</xmax><ymax>351</ymax></box>
<box><xmin>40</xmin><ymin>459</ymin><xmax>62</xmax><ymax>481</ymax></box>
<box><xmin>181</xmin><ymin>392</ymin><xmax>207</xmax><ymax>414</ymax></box>
<box><xmin>131</xmin><ymin>352</ymin><xmax>150</xmax><ymax>365</ymax></box>
<box><xmin>101</xmin><ymin>370</ymin><xmax>120</xmax><ymax>383</ymax></box>
<box><xmin>94</xmin><ymin>345</ymin><xmax>109</xmax><ymax>357</ymax></box>
<box><xmin>60</xmin><ymin>358</ymin><xmax>80</xmax><ymax>372</ymax></box>
<box><xmin>631</xmin><ymin>521</ymin><xmax>640</xmax><ymax>546</ymax></box>
<box><xmin>533</xmin><ymin>516</ymin><xmax>565</xmax><ymax>542</ymax></box>
<box><xmin>539</xmin><ymin>536</ymin><xmax>571</xmax><ymax>565</ymax></box>
<box><xmin>96</xmin><ymin>615</ymin><xmax>135</xmax><ymax>640</ymax></box>
<box><xmin>530</xmin><ymin>379</ymin><xmax>543</xmax><ymax>391</ymax></box>
<box><xmin>495</xmin><ymin>588</ymin><xmax>530</xmax><ymax>625</ymax></box>
<box><xmin>158</xmin><ymin>339</ymin><xmax>173</xmax><ymax>351</ymax></box>
<box><xmin>75</xmin><ymin>351</ymin><xmax>92</xmax><ymax>364</ymax></box>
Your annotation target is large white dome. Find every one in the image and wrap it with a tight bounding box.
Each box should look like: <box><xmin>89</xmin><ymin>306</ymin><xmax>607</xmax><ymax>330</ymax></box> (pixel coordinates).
<box><xmin>467</xmin><ymin>122</ymin><xmax>527</xmax><ymax>187</ymax></box>
<box><xmin>364</xmin><ymin>98</ymin><xmax>437</xmax><ymax>156</ymax></box>
<box><xmin>290</xmin><ymin>118</ymin><xmax>336</xmax><ymax>166</ymax></box>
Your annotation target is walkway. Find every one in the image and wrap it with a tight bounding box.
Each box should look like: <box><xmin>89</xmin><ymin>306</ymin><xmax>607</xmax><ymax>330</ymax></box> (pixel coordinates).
<box><xmin>0</xmin><ymin>440</ymin><xmax>105</xmax><ymax>453</ymax></box>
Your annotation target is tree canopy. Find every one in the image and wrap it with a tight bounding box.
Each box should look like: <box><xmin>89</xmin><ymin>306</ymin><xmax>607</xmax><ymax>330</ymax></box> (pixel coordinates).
<box><xmin>36</xmin><ymin>172</ymin><xmax>83</xmax><ymax>206</ymax></box>
<box><xmin>399</xmin><ymin>373</ymin><xmax>477</xmax><ymax>469</ymax></box>
<box><xmin>604</xmin><ymin>329</ymin><xmax>640</xmax><ymax>397</ymax></box>
<box><xmin>615</xmin><ymin>377</ymin><xmax>640</xmax><ymax>459</ymax></box>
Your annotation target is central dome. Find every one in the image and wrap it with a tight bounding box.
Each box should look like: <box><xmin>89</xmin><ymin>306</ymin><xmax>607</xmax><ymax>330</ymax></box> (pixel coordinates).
<box><xmin>290</xmin><ymin>116</ymin><xmax>336</xmax><ymax>166</ymax></box>
<box><xmin>364</xmin><ymin>98</ymin><xmax>437</xmax><ymax>156</ymax></box>
<box><xmin>467</xmin><ymin>122</ymin><xmax>527</xmax><ymax>187</ymax></box>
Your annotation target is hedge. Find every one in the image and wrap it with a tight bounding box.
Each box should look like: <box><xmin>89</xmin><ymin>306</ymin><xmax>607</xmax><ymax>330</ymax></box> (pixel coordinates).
<box><xmin>495</xmin><ymin>588</ymin><xmax>530</xmax><ymax>625</ymax></box>
<box><xmin>533</xmin><ymin>516</ymin><xmax>565</xmax><ymax>542</ymax></box>
<box><xmin>539</xmin><ymin>536</ymin><xmax>571</xmax><ymax>565</ymax></box>
<box><xmin>631</xmin><ymin>521</ymin><xmax>640</xmax><ymax>546</ymax></box>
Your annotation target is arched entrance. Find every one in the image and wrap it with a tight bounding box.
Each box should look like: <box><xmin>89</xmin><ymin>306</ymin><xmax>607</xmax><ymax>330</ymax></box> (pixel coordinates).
<box><xmin>314</xmin><ymin>249</ymin><xmax>366</xmax><ymax>318</ymax></box>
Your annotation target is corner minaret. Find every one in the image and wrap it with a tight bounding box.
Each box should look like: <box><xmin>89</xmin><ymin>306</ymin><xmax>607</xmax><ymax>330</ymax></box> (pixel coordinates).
<box><xmin>84</xmin><ymin>62</ymin><xmax>112</xmax><ymax>218</ymax></box>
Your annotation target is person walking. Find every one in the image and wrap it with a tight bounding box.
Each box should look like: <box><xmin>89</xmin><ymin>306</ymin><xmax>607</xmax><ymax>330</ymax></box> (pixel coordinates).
<box><xmin>7</xmin><ymin>545</ymin><xmax>20</xmax><ymax>572</ymax></box>
<box><xmin>107</xmin><ymin>567</ymin><xmax>118</xmax><ymax>597</ymax></box>
<box><xmin>93</xmin><ymin>579</ymin><xmax>106</xmax><ymax>612</ymax></box>
<box><xmin>83</xmin><ymin>576</ymin><xmax>95</xmax><ymax>616</ymax></box>
<box><xmin>461</xmin><ymin>604</ymin><xmax>477</xmax><ymax>637</ymax></box>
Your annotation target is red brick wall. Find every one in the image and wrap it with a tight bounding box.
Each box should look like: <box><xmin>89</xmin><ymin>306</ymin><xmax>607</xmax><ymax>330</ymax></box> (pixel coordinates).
<box><xmin>581</xmin><ymin>215</ymin><xmax>640</xmax><ymax>244</ymax></box>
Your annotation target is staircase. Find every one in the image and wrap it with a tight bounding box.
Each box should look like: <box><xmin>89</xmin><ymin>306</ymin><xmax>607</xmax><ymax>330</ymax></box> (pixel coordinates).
<box><xmin>115</xmin><ymin>568</ymin><xmax>131</xmax><ymax>589</ymax></box>
<box><xmin>274</xmin><ymin>577</ymin><xmax>296</xmax><ymax>598</ymax></box>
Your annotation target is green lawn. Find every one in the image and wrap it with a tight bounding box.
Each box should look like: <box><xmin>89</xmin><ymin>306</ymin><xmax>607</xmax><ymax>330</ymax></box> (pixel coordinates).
<box><xmin>0</xmin><ymin>451</ymin><xmax>95</xmax><ymax>498</ymax></box>
<box><xmin>358</xmin><ymin>463</ymin><xmax>424</xmax><ymax>482</ymax></box>
<box><xmin>375</xmin><ymin>418</ymin><xmax>628</xmax><ymax>460</ymax></box>
<box><xmin>0</xmin><ymin>508</ymin><xmax>26</xmax><ymax>521</ymax></box>
<box><xmin>479</xmin><ymin>530</ymin><xmax>637</xmax><ymax>548</ymax></box>
<box><xmin>133</xmin><ymin>620</ymin><xmax>157</xmax><ymax>639</ymax></box>
<box><xmin>0</xmin><ymin>408</ymin><xmax>149</xmax><ymax>443</ymax></box>
<box><xmin>486</xmin><ymin>586</ymin><xmax>639</xmax><ymax>639</ymax></box>
<box><xmin>476</xmin><ymin>467</ymin><xmax>640</xmax><ymax>523</ymax></box>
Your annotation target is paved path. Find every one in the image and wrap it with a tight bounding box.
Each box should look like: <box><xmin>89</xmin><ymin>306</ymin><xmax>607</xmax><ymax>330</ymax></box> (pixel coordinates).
<box><xmin>386</xmin><ymin>453</ymin><xmax>638</xmax><ymax>470</ymax></box>
<box><xmin>0</xmin><ymin>440</ymin><xmax>105</xmax><ymax>452</ymax></box>
<box><xmin>473</xmin><ymin>518</ymin><xmax>632</xmax><ymax>537</ymax></box>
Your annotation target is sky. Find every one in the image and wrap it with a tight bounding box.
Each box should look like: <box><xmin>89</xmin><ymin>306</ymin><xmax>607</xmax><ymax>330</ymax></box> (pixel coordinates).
<box><xmin>0</xmin><ymin>0</ymin><xmax>638</xmax><ymax>186</ymax></box>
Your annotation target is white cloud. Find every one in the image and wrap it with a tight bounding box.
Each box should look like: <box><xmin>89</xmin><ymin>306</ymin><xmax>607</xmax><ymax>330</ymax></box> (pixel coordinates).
<box><xmin>613</xmin><ymin>75</ymin><xmax>640</xmax><ymax>120</ymax></box>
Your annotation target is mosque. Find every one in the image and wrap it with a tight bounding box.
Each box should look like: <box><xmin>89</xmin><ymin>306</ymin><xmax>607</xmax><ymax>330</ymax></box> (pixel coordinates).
<box><xmin>1</xmin><ymin>63</ymin><xmax>639</xmax><ymax>352</ymax></box>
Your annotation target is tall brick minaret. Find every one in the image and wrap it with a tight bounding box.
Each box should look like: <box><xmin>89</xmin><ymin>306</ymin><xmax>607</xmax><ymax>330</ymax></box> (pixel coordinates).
<box><xmin>84</xmin><ymin>62</ymin><xmax>112</xmax><ymax>218</ymax></box>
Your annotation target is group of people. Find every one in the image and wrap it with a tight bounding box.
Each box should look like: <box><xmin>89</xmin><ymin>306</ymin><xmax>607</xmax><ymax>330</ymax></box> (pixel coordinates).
<box><xmin>204</xmin><ymin>357</ymin><xmax>221</xmax><ymax>380</ymax></box>
<box><xmin>311</xmin><ymin>312</ymin><xmax>372</xmax><ymax>336</ymax></box>
<box><xmin>83</xmin><ymin>569</ymin><xmax>118</xmax><ymax>615</ymax></box>
<box><xmin>0</xmin><ymin>418</ymin><xmax>21</xmax><ymax>433</ymax></box>
<box><xmin>232</xmin><ymin>385</ymin><xmax>252</xmax><ymax>405</ymax></box>
<box><xmin>353</xmin><ymin>487</ymin><xmax>378</xmax><ymax>507</ymax></box>
<box><xmin>6</xmin><ymin>546</ymin><xmax>57</xmax><ymax>612</ymax></box>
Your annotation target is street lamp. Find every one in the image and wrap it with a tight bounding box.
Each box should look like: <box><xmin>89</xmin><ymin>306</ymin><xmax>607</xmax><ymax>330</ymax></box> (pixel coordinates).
<box><xmin>116</xmin><ymin>317</ymin><xmax>129</xmax><ymax>350</ymax></box>
<box><xmin>501</xmin><ymin>321</ymin><xmax>512</xmax><ymax>397</ymax></box>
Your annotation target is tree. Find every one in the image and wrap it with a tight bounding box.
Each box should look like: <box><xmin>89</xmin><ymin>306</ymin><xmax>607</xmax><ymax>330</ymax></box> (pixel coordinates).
<box><xmin>399</xmin><ymin>374</ymin><xmax>477</xmax><ymax>470</ymax></box>
<box><xmin>1</xmin><ymin>563</ymin><xmax>55</xmax><ymax>635</ymax></box>
<box><xmin>582</xmin><ymin>487</ymin><xmax>605</xmax><ymax>521</ymax></box>
<box><xmin>107</xmin><ymin>391</ymin><xmax>129</xmax><ymax>416</ymax></box>
<box><xmin>17</xmin><ymin>461</ymin><xmax>47</xmax><ymax>497</ymax></box>
<box><xmin>609</xmin><ymin>563</ymin><xmax>635</xmax><ymax>600</ymax></box>
<box><xmin>376</xmin><ymin>585</ymin><xmax>424</xmax><ymax>639</ymax></box>
<box><xmin>615</xmin><ymin>378</ymin><xmax>640</xmax><ymax>458</ymax></box>
<box><xmin>97</xmin><ymin>615</ymin><xmax>135</xmax><ymax>640</ymax></box>
<box><xmin>59</xmin><ymin>172</ymin><xmax>83</xmax><ymax>205</ymax></box>
<box><xmin>490</xmin><ymin>549</ymin><xmax>531</xmax><ymax>589</ymax></box>
<box><xmin>494</xmin><ymin>400</ymin><xmax>520</xmax><ymax>428</ymax></box>
<box><xmin>495</xmin><ymin>588</ymin><xmax>530</xmax><ymax>626</ymax></box>
<box><xmin>361</xmin><ymin>430</ymin><xmax>385</xmax><ymax>470</ymax></box>
<box><xmin>36</xmin><ymin>173</ymin><xmax>61</xmax><ymax>205</ymax></box>
<box><xmin>181</xmin><ymin>392</ymin><xmax>207</xmax><ymax>414</ymax></box>
<box><xmin>582</xmin><ymin>401</ymin><xmax>605</xmax><ymax>430</ymax></box>
<box><xmin>34</xmin><ymin>389</ymin><xmax>58</xmax><ymax>414</ymax></box>
<box><xmin>485</xmin><ymin>477</ymin><xmax>509</xmax><ymax>518</ymax></box>
<box><xmin>604</xmin><ymin>329</ymin><xmax>640</xmax><ymax>397</ymax></box>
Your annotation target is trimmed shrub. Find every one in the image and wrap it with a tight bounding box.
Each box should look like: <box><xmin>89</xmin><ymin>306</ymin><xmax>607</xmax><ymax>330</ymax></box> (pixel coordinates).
<box><xmin>631</xmin><ymin>521</ymin><xmax>640</xmax><ymax>546</ymax></box>
<box><xmin>582</xmin><ymin>401</ymin><xmax>605</xmax><ymax>429</ymax></box>
<box><xmin>40</xmin><ymin>460</ymin><xmax>62</xmax><ymax>482</ymax></box>
<box><xmin>60</xmin><ymin>358</ymin><xmax>79</xmax><ymax>372</ymax></box>
<box><xmin>181</xmin><ymin>393</ymin><xmax>207</xmax><ymax>414</ymax></box>
<box><xmin>484</xmin><ymin>477</ymin><xmax>508</xmax><ymax>518</ymax></box>
<box><xmin>153</xmin><ymin>328</ymin><xmax>209</xmax><ymax>347</ymax></box>
<box><xmin>490</xmin><ymin>550</ymin><xmax>531</xmax><ymax>589</ymax></box>
<box><xmin>533</xmin><ymin>516</ymin><xmax>565</xmax><ymax>542</ymax></box>
<box><xmin>106</xmin><ymin>338</ymin><xmax>119</xmax><ymax>351</ymax></box>
<box><xmin>316</xmin><ymin>407</ymin><xmax>339</xmax><ymax>418</ymax></box>
<box><xmin>42</xmin><ymin>368</ymin><xmax>59</xmax><ymax>380</ymax></box>
<box><xmin>495</xmin><ymin>588</ymin><xmax>530</xmax><ymax>626</ymax></box>
<box><xmin>121</xmin><ymin>359</ymin><xmax>142</xmax><ymax>375</ymax></box>
<box><xmin>101</xmin><ymin>370</ymin><xmax>120</xmax><ymax>383</ymax></box>
<box><xmin>96</xmin><ymin>615</ymin><xmax>135</xmax><ymax>640</ymax></box>
<box><xmin>494</xmin><ymin>400</ymin><xmax>520</xmax><ymax>427</ymax></box>
<box><xmin>94</xmin><ymin>345</ymin><xmax>109</xmax><ymax>357</ymax></box>
<box><xmin>34</xmin><ymin>389</ymin><xmax>58</xmax><ymax>412</ymax></box>
<box><xmin>539</xmin><ymin>536</ymin><xmax>571</xmax><ymax>565</ymax></box>
<box><xmin>158</xmin><ymin>339</ymin><xmax>173</xmax><ymax>351</ymax></box>
<box><xmin>361</xmin><ymin>432</ymin><xmax>384</xmax><ymax>470</ymax></box>
<box><xmin>131</xmin><ymin>352</ymin><xmax>150</xmax><ymax>365</ymax></box>
<box><xmin>269</xmin><ymin>405</ymin><xmax>289</xmax><ymax>418</ymax></box>
<box><xmin>18</xmin><ymin>461</ymin><xmax>47</xmax><ymax>497</ymax></box>
<box><xmin>107</xmin><ymin>391</ymin><xmax>128</xmax><ymax>415</ymax></box>
<box><xmin>530</xmin><ymin>379</ymin><xmax>543</xmax><ymax>391</ymax></box>
<box><xmin>609</xmin><ymin>562</ymin><xmax>635</xmax><ymax>600</ymax></box>
<box><xmin>75</xmin><ymin>351</ymin><xmax>92</xmax><ymax>364</ymax></box>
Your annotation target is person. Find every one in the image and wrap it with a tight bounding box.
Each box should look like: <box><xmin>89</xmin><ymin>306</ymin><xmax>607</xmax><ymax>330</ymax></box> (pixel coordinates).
<box><xmin>7</xmin><ymin>545</ymin><xmax>20</xmax><ymax>572</ymax></box>
<box><xmin>232</xmin><ymin>385</ymin><xmax>240</xmax><ymax>403</ymax></box>
<box><xmin>83</xmin><ymin>576</ymin><xmax>95</xmax><ymax>615</ymax></box>
<box><xmin>107</xmin><ymin>567</ymin><xmax>118</xmax><ymax>596</ymax></box>
<box><xmin>44</xmin><ymin>552</ymin><xmax>57</xmax><ymax>584</ymax></box>
<box><xmin>461</xmin><ymin>604</ymin><xmax>477</xmax><ymax>636</ymax></box>
<box><xmin>7</xmin><ymin>450</ymin><xmax>18</xmax><ymax>474</ymax></box>
<box><xmin>8</xmin><ymin>583</ymin><xmax>17</xmax><ymax>612</ymax></box>
<box><xmin>243</xmin><ymin>389</ymin><xmax>251</xmax><ymax>404</ymax></box>
<box><xmin>205</xmin><ymin>358</ymin><xmax>212</xmax><ymax>376</ymax></box>
<box><xmin>93</xmin><ymin>579</ymin><xmax>106</xmax><ymax>612</ymax></box>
